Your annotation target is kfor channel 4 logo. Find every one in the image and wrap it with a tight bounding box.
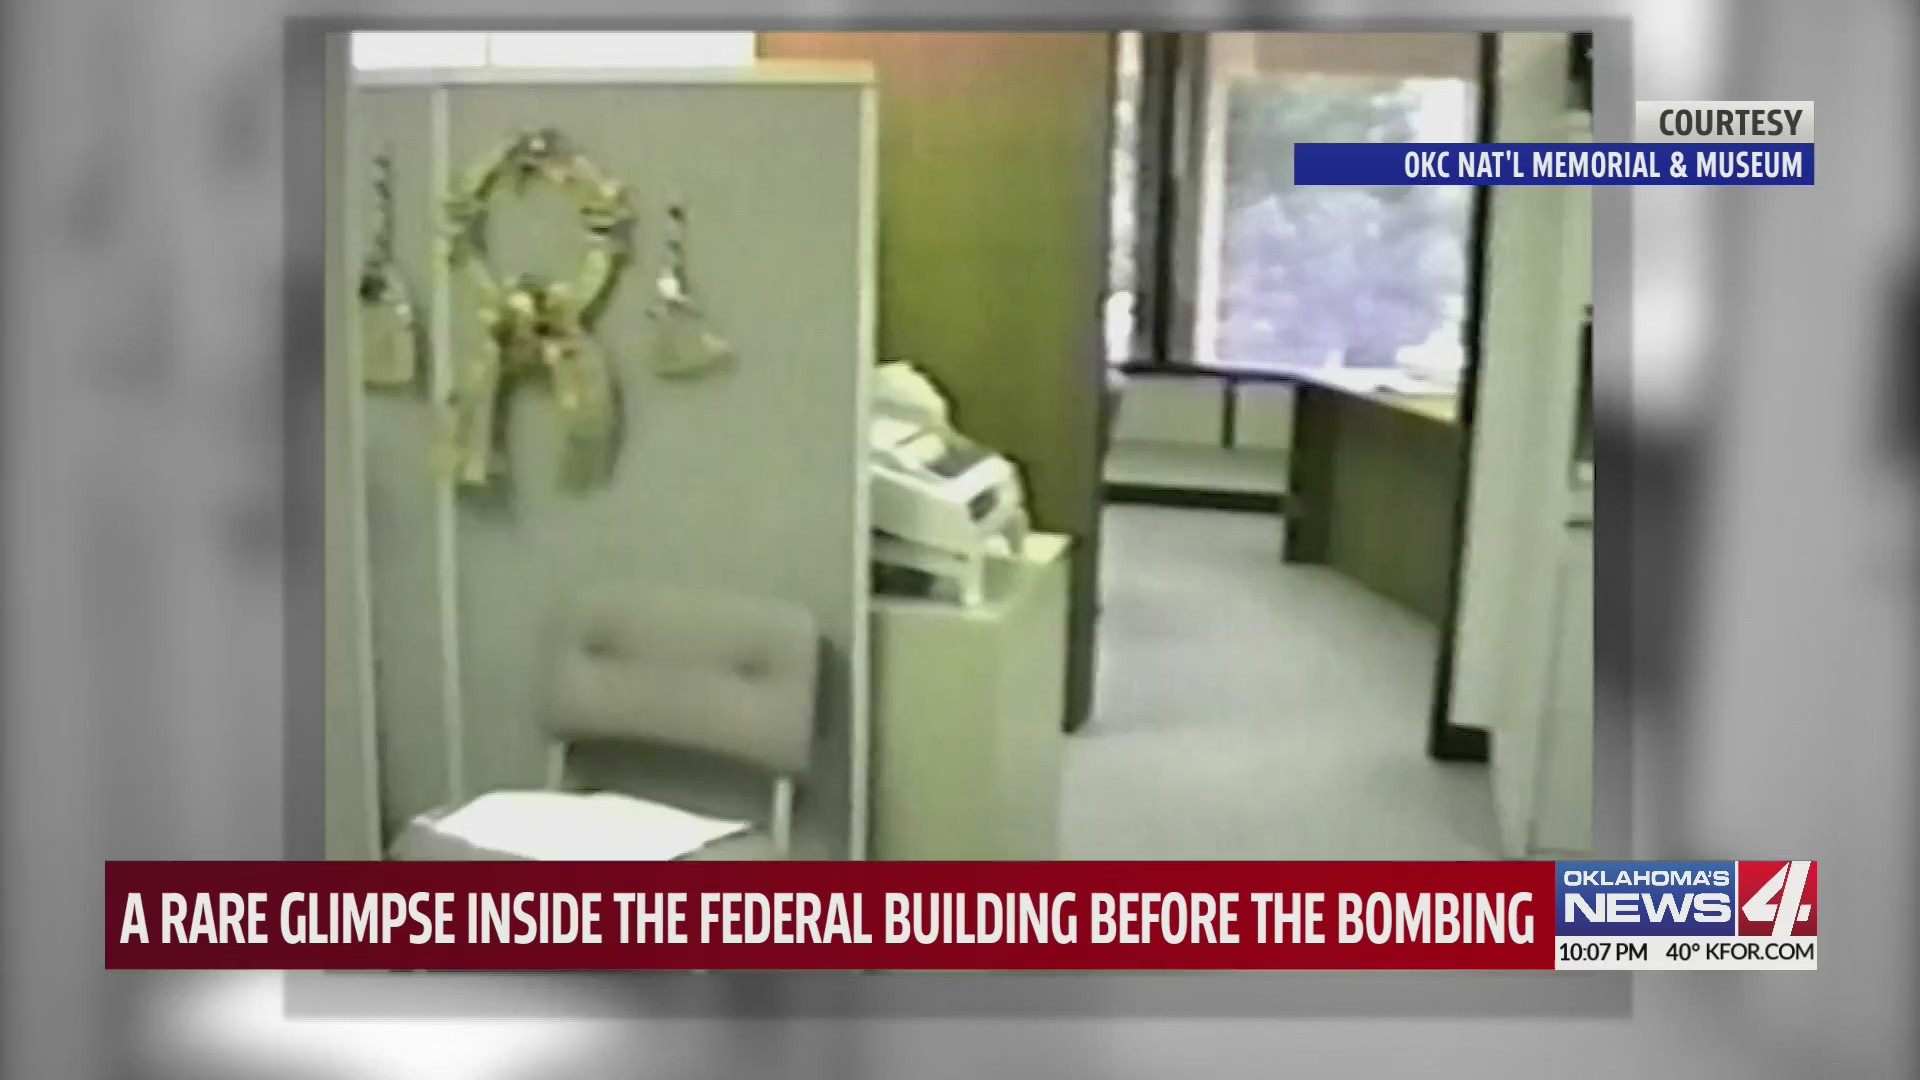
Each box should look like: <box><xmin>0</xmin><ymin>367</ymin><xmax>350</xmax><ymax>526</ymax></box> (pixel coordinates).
<box><xmin>1557</xmin><ymin>861</ymin><xmax>1818</xmax><ymax>937</ymax></box>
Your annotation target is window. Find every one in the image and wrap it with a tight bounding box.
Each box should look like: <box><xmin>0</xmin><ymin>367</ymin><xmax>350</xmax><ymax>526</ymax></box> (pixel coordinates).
<box><xmin>1203</xmin><ymin>72</ymin><xmax>1477</xmax><ymax>383</ymax></box>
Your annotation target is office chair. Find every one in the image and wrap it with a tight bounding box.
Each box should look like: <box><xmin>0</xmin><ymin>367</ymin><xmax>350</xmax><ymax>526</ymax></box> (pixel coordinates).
<box><xmin>391</xmin><ymin>583</ymin><xmax>821</xmax><ymax>862</ymax></box>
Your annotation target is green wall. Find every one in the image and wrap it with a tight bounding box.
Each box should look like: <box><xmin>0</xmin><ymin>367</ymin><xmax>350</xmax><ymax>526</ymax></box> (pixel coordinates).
<box><xmin>760</xmin><ymin>34</ymin><xmax>1116</xmax><ymax>728</ymax></box>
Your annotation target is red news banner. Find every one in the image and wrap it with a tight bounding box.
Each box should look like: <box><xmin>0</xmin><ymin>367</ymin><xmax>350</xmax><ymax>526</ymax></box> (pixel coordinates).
<box><xmin>106</xmin><ymin>861</ymin><xmax>1552</xmax><ymax>971</ymax></box>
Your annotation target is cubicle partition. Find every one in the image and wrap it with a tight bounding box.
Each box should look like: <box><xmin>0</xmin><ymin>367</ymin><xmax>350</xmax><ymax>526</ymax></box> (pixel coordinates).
<box><xmin>345</xmin><ymin>68</ymin><xmax>877</xmax><ymax>859</ymax></box>
<box><xmin>351</xmin><ymin>86</ymin><xmax>446</xmax><ymax>849</ymax></box>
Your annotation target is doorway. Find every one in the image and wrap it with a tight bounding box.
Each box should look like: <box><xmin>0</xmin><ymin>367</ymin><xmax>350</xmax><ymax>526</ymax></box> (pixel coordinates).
<box><xmin>1066</xmin><ymin>31</ymin><xmax>1502</xmax><ymax>860</ymax></box>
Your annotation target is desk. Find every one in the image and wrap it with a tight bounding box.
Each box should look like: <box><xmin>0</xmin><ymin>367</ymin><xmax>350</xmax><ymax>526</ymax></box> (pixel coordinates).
<box><xmin>869</xmin><ymin>534</ymin><xmax>1070</xmax><ymax>860</ymax></box>
<box><xmin>1112</xmin><ymin>361</ymin><xmax>1464</xmax><ymax>624</ymax></box>
<box><xmin>1281</xmin><ymin>371</ymin><xmax>1463</xmax><ymax>625</ymax></box>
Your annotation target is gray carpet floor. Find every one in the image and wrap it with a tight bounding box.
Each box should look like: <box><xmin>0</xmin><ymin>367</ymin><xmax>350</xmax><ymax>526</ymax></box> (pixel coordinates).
<box><xmin>1062</xmin><ymin>504</ymin><xmax>1502</xmax><ymax>860</ymax></box>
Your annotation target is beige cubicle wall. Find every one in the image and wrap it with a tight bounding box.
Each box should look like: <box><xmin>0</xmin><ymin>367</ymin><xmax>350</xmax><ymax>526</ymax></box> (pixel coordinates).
<box><xmin>327</xmin><ymin>35</ymin><xmax>380</xmax><ymax>860</ymax></box>
<box><xmin>343</xmin><ymin>67</ymin><xmax>877</xmax><ymax>859</ymax></box>
<box><xmin>350</xmin><ymin>86</ymin><xmax>444</xmax><ymax>849</ymax></box>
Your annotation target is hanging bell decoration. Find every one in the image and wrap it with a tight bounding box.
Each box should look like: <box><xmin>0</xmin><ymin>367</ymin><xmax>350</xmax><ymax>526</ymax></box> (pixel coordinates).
<box><xmin>359</xmin><ymin>148</ymin><xmax>421</xmax><ymax>390</ymax></box>
<box><xmin>647</xmin><ymin>200</ymin><xmax>735</xmax><ymax>379</ymax></box>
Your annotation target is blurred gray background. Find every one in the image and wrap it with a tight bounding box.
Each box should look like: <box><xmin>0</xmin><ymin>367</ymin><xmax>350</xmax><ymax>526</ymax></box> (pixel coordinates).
<box><xmin>4</xmin><ymin>0</ymin><xmax>1915</xmax><ymax>1078</ymax></box>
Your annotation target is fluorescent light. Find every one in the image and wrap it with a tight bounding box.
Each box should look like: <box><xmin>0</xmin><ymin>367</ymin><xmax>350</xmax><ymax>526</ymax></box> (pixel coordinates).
<box><xmin>349</xmin><ymin>32</ymin><xmax>756</xmax><ymax>72</ymax></box>
<box><xmin>482</xmin><ymin>32</ymin><xmax>756</xmax><ymax>70</ymax></box>
<box><xmin>350</xmin><ymin>33</ymin><xmax>490</xmax><ymax>71</ymax></box>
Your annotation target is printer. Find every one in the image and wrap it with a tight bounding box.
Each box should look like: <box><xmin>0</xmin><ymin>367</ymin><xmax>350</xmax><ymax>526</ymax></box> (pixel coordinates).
<box><xmin>870</xmin><ymin>361</ymin><xmax>1029</xmax><ymax>605</ymax></box>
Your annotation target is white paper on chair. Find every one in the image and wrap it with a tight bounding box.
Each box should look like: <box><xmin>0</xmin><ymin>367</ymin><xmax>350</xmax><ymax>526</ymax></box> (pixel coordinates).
<box><xmin>426</xmin><ymin>790</ymin><xmax>750</xmax><ymax>861</ymax></box>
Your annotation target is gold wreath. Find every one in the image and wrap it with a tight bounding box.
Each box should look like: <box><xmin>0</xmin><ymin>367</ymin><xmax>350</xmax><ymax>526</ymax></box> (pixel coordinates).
<box><xmin>439</xmin><ymin>129</ymin><xmax>636</xmax><ymax>490</ymax></box>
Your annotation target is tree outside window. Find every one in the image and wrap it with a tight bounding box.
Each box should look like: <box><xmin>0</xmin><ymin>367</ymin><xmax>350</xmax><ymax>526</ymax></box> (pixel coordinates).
<box><xmin>1213</xmin><ymin>75</ymin><xmax>1476</xmax><ymax>379</ymax></box>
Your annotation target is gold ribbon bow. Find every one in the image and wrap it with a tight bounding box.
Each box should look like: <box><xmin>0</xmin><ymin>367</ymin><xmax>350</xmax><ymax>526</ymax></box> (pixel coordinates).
<box><xmin>439</xmin><ymin>128</ymin><xmax>635</xmax><ymax>490</ymax></box>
